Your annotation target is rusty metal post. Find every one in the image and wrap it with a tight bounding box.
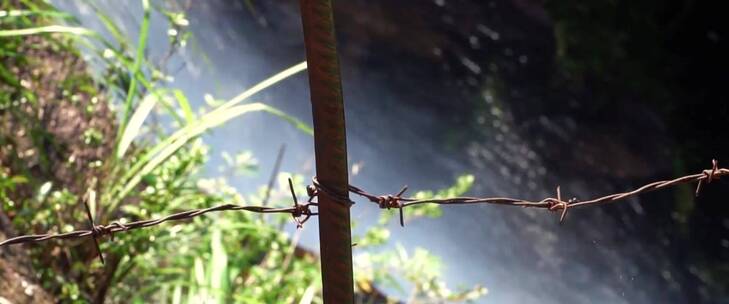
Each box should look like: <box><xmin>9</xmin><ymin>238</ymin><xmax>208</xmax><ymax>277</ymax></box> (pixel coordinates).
<box><xmin>299</xmin><ymin>0</ymin><xmax>355</xmax><ymax>303</ymax></box>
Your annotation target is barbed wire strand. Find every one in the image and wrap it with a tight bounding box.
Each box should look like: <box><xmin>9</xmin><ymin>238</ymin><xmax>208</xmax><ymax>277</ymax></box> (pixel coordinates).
<box><xmin>0</xmin><ymin>160</ymin><xmax>725</xmax><ymax>261</ymax></box>
<box><xmin>0</xmin><ymin>186</ymin><xmax>318</xmax><ymax>263</ymax></box>
<box><xmin>344</xmin><ymin>159</ymin><xmax>727</xmax><ymax>226</ymax></box>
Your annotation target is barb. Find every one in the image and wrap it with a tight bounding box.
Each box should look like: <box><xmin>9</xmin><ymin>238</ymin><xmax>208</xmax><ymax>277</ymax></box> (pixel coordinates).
<box><xmin>338</xmin><ymin>159</ymin><xmax>727</xmax><ymax>225</ymax></box>
<box><xmin>0</xmin><ymin>201</ymin><xmax>317</xmax><ymax>248</ymax></box>
<box><xmin>288</xmin><ymin>177</ymin><xmax>318</xmax><ymax>228</ymax></box>
<box><xmin>82</xmin><ymin>194</ymin><xmax>104</xmax><ymax>264</ymax></box>
<box><xmin>695</xmin><ymin>159</ymin><xmax>720</xmax><ymax>197</ymax></box>
<box><xmin>348</xmin><ymin>184</ymin><xmax>408</xmax><ymax>227</ymax></box>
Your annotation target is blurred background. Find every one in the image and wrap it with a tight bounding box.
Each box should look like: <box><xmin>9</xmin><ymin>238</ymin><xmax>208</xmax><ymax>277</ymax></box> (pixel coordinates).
<box><xmin>1</xmin><ymin>0</ymin><xmax>728</xmax><ymax>303</ymax></box>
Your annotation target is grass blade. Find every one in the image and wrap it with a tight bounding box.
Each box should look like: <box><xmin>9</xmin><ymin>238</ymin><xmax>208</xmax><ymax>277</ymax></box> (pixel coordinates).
<box><xmin>116</xmin><ymin>0</ymin><xmax>151</xmax><ymax>150</ymax></box>
<box><xmin>173</xmin><ymin>89</ymin><xmax>195</xmax><ymax>124</ymax></box>
<box><xmin>216</xmin><ymin>61</ymin><xmax>307</xmax><ymax>113</ymax></box>
<box><xmin>262</xmin><ymin>105</ymin><xmax>313</xmax><ymax>135</ymax></box>
<box><xmin>298</xmin><ymin>285</ymin><xmax>316</xmax><ymax>304</ymax></box>
<box><xmin>0</xmin><ymin>25</ymin><xmax>93</xmax><ymax>37</ymax></box>
<box><xmin>113</xmin><ymin>103</ymin><xmax>260</xmax><ymax>207</ymax></box>
<box><xmin>108</xmin><ymin>62</ymin><xmax>310</xmax><ymax>210</ymax></box>
<box><xmin>0</xmin><ymin>9</ymin><xmax>73</xmax><ymax>20</ymax></box>
<box><xmin>172</xmin><ymin>284</ymin><xmax>182</xmax><ymax>304</ymax></box>
<box><xmin>191</xmin><ymin>257</ymin><xmax>205</xmax><ymax>303</ymax></box>
<box><xmin>209</xmin><ymin>229</ymin><xmax>228</xmax><ymax>304</ymax></box>
<box><xmin>117</xmin><ymin>93</ymin><xmax>158</xmax><ymax>158</ymax></box>
<box><xmin>86</xmin><ymin>2</ymin><xmax>128</xmax><ymax>47</ymax></box>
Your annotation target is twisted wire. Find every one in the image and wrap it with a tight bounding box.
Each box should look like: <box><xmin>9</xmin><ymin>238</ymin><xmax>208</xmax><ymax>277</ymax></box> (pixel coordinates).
<box><xmin>1</xmin><ymin>160</ymin><xmax>725</xmax><ymax>258</ymax></box>
<box><xmin>0</xmin><ymin>199</ymin><xmax>317</xmax><ymax>264</ymax></box>
<box><xmin>345</xmin><ymin>160</ymin><xmax>727</xmax><ymax>225</ymax></box>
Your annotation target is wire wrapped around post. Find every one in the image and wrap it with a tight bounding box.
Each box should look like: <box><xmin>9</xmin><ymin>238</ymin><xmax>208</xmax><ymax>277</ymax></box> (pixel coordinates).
<box><xmin>298</xmin><ymin>0</ymin><xmax>356</xmax><ymax>302</ymax></box>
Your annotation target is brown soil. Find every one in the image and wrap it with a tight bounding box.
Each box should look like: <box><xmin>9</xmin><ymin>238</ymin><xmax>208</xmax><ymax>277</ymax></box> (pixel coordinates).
<box><xmin>0</xmin><ymin>28</ymin><xmax>116</xmax><ymax>304</ymax></box>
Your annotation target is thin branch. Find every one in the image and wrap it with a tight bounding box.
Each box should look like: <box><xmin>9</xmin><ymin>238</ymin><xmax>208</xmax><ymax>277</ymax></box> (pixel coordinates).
<box><xmin>261</xmin><ymin>144</ymin><xmax>286</xmax><ymax>207</ymax></box>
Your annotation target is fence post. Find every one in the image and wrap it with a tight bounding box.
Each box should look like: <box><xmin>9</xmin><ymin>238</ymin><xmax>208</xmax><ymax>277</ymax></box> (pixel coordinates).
<box><xmin>299</xmin><ymin>0</ymin><xmax>355</xmax><ymax>303</ymax></box>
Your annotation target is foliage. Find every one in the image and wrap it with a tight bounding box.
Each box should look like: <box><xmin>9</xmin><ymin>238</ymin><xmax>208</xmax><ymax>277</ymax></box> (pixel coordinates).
<box><xmin>0</xmin><ymin>1</ymin><xmax>485</xmax><ymax>303</ymax></box>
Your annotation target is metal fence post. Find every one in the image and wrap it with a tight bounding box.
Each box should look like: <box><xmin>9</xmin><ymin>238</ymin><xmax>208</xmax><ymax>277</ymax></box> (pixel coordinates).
<box><xmin>298</xmin><ymin>0</ymin><xmax>355</xmax><ymax>303</ymax></box>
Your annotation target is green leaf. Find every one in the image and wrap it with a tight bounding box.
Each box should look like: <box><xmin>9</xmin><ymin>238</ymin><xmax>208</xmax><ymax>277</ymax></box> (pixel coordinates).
<box><xmin>262</xmin><ymin>104</ymin><xmax>313</xmax><ymax>135</ymax></box>
<box><xmin>0</xmin><ymin>63</ymin><xmax>21</xmax><ymax>87</ymax></box>
<box><xmin>216</xmin><ymin>61</ymin><xmax>307</xmax><ymax>113</ymax></box>
<box><xmin>113</xmin><ymin>103</ymin><xmax>268</xmax><ymax>209</ymax></box>
<box><xmin>117</xmin><ymin>93</ymin><xmax>158</xmax><ymax>158</ymax></box>
<box><xmin>194</xmin><ymin>256</ymin><xmax>206</xmax><ymax>287</ymax></box>
<box><xmin>0</xmin><ymin>25</ymin><xmax>93</xmax><ymax>37</ymax></box>
<box><xmin>9</xmin><ymin>175</ymin><xmax>28</xmax><ymax>185</ymax></box>
<box><xmin>435</xmin><ymin>174</ymin><xmax>475</xmax><ymax>198</ymax></box>
<box><xmin>116</xmin><ymin>0</ymin><xmax>151</xmax><ymax>148</ymax></box>
<box><xmin>357</xmin><ymin>227</ymin><xmax>390</xmax><ymax>247</ymax></box>
<box><xmin>172</xmin><ymin>284</ymin><xmax>183</xmax><ymax>304</ymax></box>
<box><xmin>173</xmin><ymin>89</ymin><xmax>195</xmax><ymax>124</ymax></box>
<box><xmin>109</xmin><ymin>62</ymin><xmax>311</xmax><ymax>210</ymax></box>
<box><xmin>86</xmin><ymin>3</ymin><xmax>128</xmax><ymax>47</ymax></box>
<box><xmin>209</xmin><ymin>229</ymin><xmax>228</xmax><ymax>304</ymax></box>
<box><xmin>0</xmin><ymin>9</ymin><xmax>73</xmax><ymax>20</ymax></box>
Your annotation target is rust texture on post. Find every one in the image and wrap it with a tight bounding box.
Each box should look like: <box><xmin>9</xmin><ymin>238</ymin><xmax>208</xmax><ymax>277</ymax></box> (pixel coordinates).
<box><xmin>299</xmin><ymin>0</ymin><xmax>355</xmax><ymax>302</ymax></box>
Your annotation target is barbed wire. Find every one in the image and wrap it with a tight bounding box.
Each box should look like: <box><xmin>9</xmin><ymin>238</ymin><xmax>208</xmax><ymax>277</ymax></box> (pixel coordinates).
<box><xmin>344</xmin><ymin>159</ymin><xmax>727</xmax><ymax>226</ymax></box>
<box><xmin>0</xmin><ymin>160</ymin><xmax>725</xmax><ymax>262</ymax></box>
<box><xmin>0</xmin><ymin>178</ymin><xmax>317</xmax><ymax>263</ymax></box>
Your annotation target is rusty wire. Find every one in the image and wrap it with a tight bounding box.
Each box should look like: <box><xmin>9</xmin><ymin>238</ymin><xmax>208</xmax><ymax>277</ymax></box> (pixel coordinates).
<box><xmin>345</xmin><ymin>159</ymin><xmax>727</xmax><ymax>226</ymax></box>
<box><xmin>0</xmin><ymin>160</ymin><xmax>726</xmax><ymax>261</ymax></box>
<box><xmin>0</xmin><ymin>180</ymin><xmax>317</xmax><ymax>263</ymax></box>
